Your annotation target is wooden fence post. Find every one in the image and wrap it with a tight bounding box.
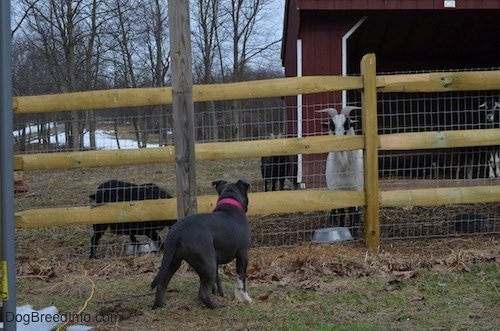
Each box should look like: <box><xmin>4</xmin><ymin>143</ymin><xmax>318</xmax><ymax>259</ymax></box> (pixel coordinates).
<box><xmin>168</xmin><ymin>0</ymin><xmax>197</xmax><ymax>218</ymax></box>
<box><xmin>360</xmin><ymin>53</ymin><xmax>380</xmax><ymax>250</ymax></box>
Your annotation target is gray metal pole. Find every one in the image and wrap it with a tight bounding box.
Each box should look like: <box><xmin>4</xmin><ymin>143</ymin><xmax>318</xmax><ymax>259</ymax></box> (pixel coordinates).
<box><xmin>0</xmin><ymin>0</ymin><xmax>17</xmax><ymax>330</ymax></box>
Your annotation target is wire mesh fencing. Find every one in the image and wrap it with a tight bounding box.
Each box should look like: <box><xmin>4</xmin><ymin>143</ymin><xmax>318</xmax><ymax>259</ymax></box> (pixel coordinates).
<box><xmin>13</xmin><ymin>74</ymin><xmax>500</xmax><ymax>263</ymax></box>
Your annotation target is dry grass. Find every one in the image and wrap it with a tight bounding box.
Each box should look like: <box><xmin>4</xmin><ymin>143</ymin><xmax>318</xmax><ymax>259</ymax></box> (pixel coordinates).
<box><xmin>15</xmin><ymin>237</ymin><xmax>500</xmax><ymax>330</ymax></box>
<box><xmin>12</xmin><ymin>156</ymin><xmax>500</xmax><ymax>330</ymax></box>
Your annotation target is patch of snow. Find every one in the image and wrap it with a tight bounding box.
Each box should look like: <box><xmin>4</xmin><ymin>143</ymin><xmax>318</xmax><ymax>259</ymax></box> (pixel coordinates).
<box><xmin>13</xmin><ymin>124</ymin><xmax>160</xmax><ymax>150</ymax></box>
<box><xmin>49</xmin><ymin>129</ymin><xmax>160</xmax><ymax>150</ymax></box>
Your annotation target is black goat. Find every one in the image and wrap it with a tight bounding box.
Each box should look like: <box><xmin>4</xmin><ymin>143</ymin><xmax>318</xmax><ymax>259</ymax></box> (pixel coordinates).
<box><xmin>89</xmin><ymin>179</ymin><xmax>176</xmax><ymax>259</ymax></box>
<box><xmin>260</xmin><ymin>133</ymin><xmax>291</xmax><ymax>192</ymax></box>
<box><xmin>261</xmin><ymin>155</ymin><xmax>290</xmax><ymax>191</ymax></box>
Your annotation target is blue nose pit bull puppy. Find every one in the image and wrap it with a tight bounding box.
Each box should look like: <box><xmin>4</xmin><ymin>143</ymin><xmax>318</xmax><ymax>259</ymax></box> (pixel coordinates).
<box><xmin>151</xmin><ymin>179</ymin><xmax>252</xmax><ymax>309</ymax></box>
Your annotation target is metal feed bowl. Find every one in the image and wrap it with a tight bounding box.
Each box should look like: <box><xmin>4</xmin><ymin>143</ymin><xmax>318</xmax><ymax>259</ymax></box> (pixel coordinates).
<box><xmin>124</xmin><ymin>241</ymin><xmax>159</xmax><ymax>255</ymax></box>
<box><xmin>312</xmin><ymin>227</ymin><xmax>354</xmax><ymax>243</ymax></box>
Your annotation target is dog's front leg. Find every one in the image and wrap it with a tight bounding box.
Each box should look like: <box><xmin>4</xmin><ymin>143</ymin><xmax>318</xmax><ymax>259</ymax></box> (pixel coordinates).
<box><xmin>234</xmin><ymin>255</ymin><xmax>252</xmax><ymax>303</ymax></box>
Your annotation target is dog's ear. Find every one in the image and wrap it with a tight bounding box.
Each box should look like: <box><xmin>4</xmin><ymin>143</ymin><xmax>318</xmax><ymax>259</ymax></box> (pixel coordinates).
<box><xmin>236</xmin><ymin>179</ymin><xmax>251</xmax><ymax>193</ymax></box>
<box><xmin>212</xmin><ymin>180</ymin><xmax>227</xmax><ymax>193</ymax></box>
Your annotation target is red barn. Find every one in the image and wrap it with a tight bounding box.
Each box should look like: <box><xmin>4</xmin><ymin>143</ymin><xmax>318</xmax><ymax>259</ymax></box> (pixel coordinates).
<box><xmin>282</xmin><ymin>0</ymin><xmax>500</xmax><ymax>188</ymax></box>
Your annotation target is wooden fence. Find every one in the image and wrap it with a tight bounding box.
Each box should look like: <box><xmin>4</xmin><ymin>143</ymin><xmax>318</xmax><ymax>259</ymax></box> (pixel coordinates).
<box><xmin>13</xmin><ymin>54</ymin><xmax>500</xmax><ymax>249</ymax></box>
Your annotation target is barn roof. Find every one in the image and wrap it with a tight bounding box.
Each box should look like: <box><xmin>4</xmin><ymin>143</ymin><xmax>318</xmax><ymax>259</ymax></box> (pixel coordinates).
<box><xmin>282</xmin><ymin>0</ymin><xmax>500</xmax><ymax>72</ymax></box>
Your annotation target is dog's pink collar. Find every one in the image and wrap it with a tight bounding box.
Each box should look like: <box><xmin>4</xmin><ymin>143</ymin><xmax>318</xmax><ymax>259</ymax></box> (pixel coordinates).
<box><xmin>217</xmin><ymin>198</ymin><xmax>245</xmax><ymax>211</ymax></box>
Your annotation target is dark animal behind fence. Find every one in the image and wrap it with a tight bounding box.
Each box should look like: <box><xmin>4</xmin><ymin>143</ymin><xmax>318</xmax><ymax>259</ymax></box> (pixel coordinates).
<box><xmin>260</xmin><ymin>155</ymin><xmax>290</xmax><ymax>191</ymax></box>
<box><xmin>89</xmin><ymin>179</ymin><xmax>176</xmax><ymax>259</ymax></box>
<box><xmin>260</xmin><ymin>133</ymin><xmax>291</xmax><ymax>192</ymax></box>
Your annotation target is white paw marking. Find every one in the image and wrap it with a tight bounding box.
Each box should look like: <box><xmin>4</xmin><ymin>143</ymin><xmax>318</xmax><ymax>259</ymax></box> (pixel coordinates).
<box><xmin>234</xmin><ymin>278</ymin><xmax>252</xmax><ymax>303</ymax></box>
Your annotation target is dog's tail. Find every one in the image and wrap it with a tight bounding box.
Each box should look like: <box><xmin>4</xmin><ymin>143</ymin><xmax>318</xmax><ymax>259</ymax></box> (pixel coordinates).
<box><xmin>151</xmin><ymin>232</ymin><xmax>179</xmax><ymax>290</ymax></box>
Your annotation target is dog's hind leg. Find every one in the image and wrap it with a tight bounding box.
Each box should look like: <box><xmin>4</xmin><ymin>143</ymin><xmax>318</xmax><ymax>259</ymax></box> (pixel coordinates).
<box><xmin>152</xmin><ymin>255</ymin><xmax>182</xmax><ymax>309</ymax></box>
<box><xmin>198</xmin><ymin>271</ymin><xmax>225</xmax><ymax>308</ymax></box>
<box><xmin>212</xmin><ymin>269</ymin><xmax>224</xmax><ymax>297</ymax></box>
<box><xmin>234</xmin><ymin>252</ymin><xmax>252</xmax><ymax>303</ymax></box>
<box><xmin>190</xmin><ymin>254</ymin><xmax>225</xmax><ymax>308</ymax></box>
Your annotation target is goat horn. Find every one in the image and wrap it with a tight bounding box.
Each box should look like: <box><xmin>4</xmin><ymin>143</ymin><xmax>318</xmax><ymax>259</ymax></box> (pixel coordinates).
<box><xmin>341</xmin><ymin>106</ymin><xmax>362</xmax><ymax>116</ymax></box>
<box><xmin>316</xmin><ymin>107</ymin><xmax>339</xmax><ymax>118</ymax></box>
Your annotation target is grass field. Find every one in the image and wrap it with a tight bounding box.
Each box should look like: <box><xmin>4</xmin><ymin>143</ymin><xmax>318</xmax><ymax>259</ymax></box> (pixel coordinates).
<box><xmin>12</xmin><ymin>157</ymin><xmax>500</xmax><ymax>330</ymax></box>
<box><xmin>15</xmin><ymin>236</ymin><xmax>500</xmax><ymax>331</ymax></box>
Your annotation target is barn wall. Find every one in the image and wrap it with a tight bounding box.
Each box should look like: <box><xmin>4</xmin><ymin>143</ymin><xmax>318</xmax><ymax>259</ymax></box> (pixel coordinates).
<box><xmin>282</xmin><ymin>0</ymin><xmax>500</xmax><ymax>188</ymax></box>
<box><xmin>297</xmin><ymin>0</ymin><xmax>500</xmax><ymax>10</ymax></box>
<box><xmin>284</xmin><ymin>8</ymin><xmax>368</xmax><ymax>188</ymax></box>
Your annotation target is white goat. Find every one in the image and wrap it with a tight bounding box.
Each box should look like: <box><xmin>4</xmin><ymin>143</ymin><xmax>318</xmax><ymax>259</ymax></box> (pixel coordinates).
<box><xmin>317</xmin><ymin>106</ymin><xmax>363</xmax><ymax>237</ymax></box>
<box><xmin>480</xmin><ymin>100</ymin><xmax>500</xmax><ymax>178</ymax></box>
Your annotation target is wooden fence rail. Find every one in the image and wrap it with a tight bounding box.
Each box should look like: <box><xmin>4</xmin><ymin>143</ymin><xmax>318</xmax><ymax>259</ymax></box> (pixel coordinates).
<box><xmin>15</xmin><ymin>186</ymin><xmax>500</xmax><ymax>228</ymax></box>
<box><xmin>12</xmin><ymin>54</ymin><xmax>500</xmax><ymax>250</ymax></box>
<box><xmin>14</xmin><ymin>129</ymin><xmax>500</xmax><ymax>171</ymax></box>
<box><xmin>12</xmin><ymin>72</ymin><xmax>500</xmax><ymax>114</ymax></box>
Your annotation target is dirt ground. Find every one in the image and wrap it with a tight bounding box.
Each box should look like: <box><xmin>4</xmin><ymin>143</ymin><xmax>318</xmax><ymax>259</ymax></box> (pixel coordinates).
<box><xmin>11</xmin><ymin>164</ymin><xmax>500</xmax><ymax>330</ymax></box>
<box><xmin>17</xmin><ymin>235</ymin><xmax>499</xmax><ymax>282</ymax></box>
<box><xmin>14</xmin><ymin>234</ymin><xmax>499</xmax><ymax>330</ymax></box>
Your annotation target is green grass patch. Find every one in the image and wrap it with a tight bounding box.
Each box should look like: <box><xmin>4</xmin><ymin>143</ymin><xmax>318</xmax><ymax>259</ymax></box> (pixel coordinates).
<box><xmin>15</xmin><ymin>257</ymin><xmax>500</xmax><ymax>330</ymax></box>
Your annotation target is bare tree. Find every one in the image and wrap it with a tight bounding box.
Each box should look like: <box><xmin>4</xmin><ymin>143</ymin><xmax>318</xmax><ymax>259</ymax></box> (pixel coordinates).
<box><xmin>221</xmin><ymin>0</ymin><xmax>281</xmax><ymax>139</ymax></box>
<box><xmin>104</xmin><ymin>0</ymin><xmax>170</xmax><ymax>148</ymax></box>
<box><xmin>12</xmin><ymin>0</ymin><xmax>284</xmax><ymax>150</ymax></box>
<box><xmin>192</xmin><ymin>0</ymin><xmax>221</xmax><ymax>141</ymax></box>
<box><xmin>11</xmin><ymin>0</ymin><xmax>41</xmax><ymax>38</ymax></box>
<box><xmin>83</xmin><ymin>0</ymin><xmax>102</xmax><ymax>150</ymax></box>
<box><xmin>138</xmin><ymin>0</ymin><xmax>170</xmax><ymax>147</ymax></box>
<box><xmin>19</xmin><ymin>0</ymin><xmax>105</xmax><ymax>151</ymax></box>
<box><xmin>106</xmin><ymin>0</ymin><xmax>140</xmax><ymax>148</ymax></box>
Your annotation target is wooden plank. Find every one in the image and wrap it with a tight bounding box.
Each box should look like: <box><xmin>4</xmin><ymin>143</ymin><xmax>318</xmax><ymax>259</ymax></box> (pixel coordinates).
<box><xmin>12</xmin><ymin>76</ymin><xmax>363</xmax><ymax>114</ymax></box>
<box><xmin>377</xmin><ymin>70</ymin><xmax>500</xmax><ymax>93</ymax></box>
<box><xmin>361</xmin><ymin>54</ymin><xmax>380</xmax><ymax>251</ymax></box>
<box><xmin>13</xmin><ymin>135</ymin><xmax>364</xmax><ymax>171</ymax></box>
<box><xmin>13</xmin><ymin>127</ymin><xmax>500</xmax><ymax>172</ymax></box>
<box><xmin>14</xmin><ymin>184</ymin><xmax>500</xmax><ymax>229</ymax></box>
<box><xmin>194</xmin><ymin>76</ymin><xmax>362</xmax><ymax>102</ymax></box>
<box><xmin>380</xmin><ymin>185</ymin><xmax>500</xmax><ymax>207</ymax></box>
<box><xmin>169</xmin><ymin>0</ymin><xmax>197</xmax><ymax>218</ymax></box>
<box><xmin>10</xmin><ymin>70</ymin><xmax>500</xmax><ymax>115</ymax></box>
<box><xmin>13</xmin><ymin>147</ymin><xmax>176</xmax><ymax>170</ymax></box>
<box><xmin>15</xmin><ymin>198</ymin><xmax>179</xmax><ymax>228</ymax></box>
<box><xmin>380</xmin><ymin>128</ymin><xmax>500</xmax><ymax>150</ymax></box>
<box><xmin>379</xmin><ymin>178</ymin><xmax>500</xmax><ymax>190</ymax></box>
<box><xmin>12</xmin><ymin>87</ymin><xmax>171</xmax><ymax>114</ymax></box>
<box><xmin>14</xmin><ymin>190</ymin><xmax>365</xmax><ymax>228</ymax></box>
